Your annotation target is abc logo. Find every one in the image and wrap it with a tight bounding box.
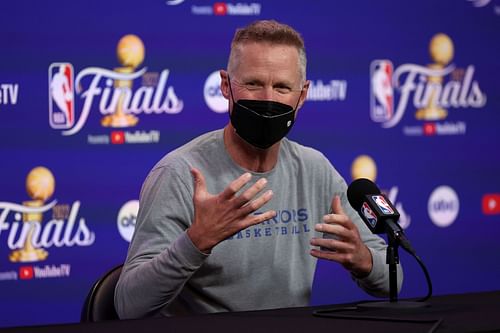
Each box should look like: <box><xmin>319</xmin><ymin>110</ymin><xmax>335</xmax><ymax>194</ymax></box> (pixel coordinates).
<box><xmin>203</xmin><ymin>70</ymin><xmax>228</xmax><ymax>113</ymax></box>
<box><xmin>117</xmin><ymin>200</ymin><xmax>139</xmax><ymax>242</ymax></box>
<box><xmin>428</xmin><ymin>186</ymin><xmax>459</xmax><ymax>228</ymax></box>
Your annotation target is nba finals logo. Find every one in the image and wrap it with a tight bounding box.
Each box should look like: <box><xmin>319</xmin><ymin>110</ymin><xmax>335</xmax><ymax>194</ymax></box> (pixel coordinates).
<box><xmin>370</xmin><ymin>60</ymin><xmax>393</xmax><ymax>123</ymax></box>
<box><xmin>49</xmin><ymin>63</ymin><xmax>74</xmax><ymax>129</ymax></box>
<box><xmin>370</xmin><ymin>33</ymin><xmax>487</xmax><ymax>136</ymax></box>
<box><xmin>0</xmin><ymin>166</ymin><xmax>95</xmax><ymax>263</ymax></box>
<box><xmin>49</xmin><ymin>34</ymin><xmax>184</xmax><ymax>137</ymax></box>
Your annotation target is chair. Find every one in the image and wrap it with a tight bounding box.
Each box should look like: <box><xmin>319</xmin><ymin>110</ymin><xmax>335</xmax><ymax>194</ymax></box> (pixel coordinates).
<box><xmin>81</xmin><ymin>264</ymin><xmax>123</xmax><ymax>322</ymax></box>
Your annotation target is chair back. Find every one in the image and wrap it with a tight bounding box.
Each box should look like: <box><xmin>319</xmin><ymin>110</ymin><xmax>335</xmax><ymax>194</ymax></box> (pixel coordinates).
<box><xmin>81</xmin><ymin>264</ymin><xmax>123</xmax><ymax>322</ymax></box>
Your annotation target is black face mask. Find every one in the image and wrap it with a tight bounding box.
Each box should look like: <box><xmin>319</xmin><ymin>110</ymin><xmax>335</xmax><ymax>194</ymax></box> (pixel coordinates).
<box><xmin>228</xmin><ymin>77</ymin><xmax>302</xmax><ymax>150</ymax></box>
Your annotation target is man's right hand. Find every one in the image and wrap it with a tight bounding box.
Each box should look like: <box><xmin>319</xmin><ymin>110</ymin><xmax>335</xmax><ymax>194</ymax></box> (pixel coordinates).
<box><xmin>187</xmin><ymin>167</ymin><xmax>276</xmax><ymax>253</ymax></box>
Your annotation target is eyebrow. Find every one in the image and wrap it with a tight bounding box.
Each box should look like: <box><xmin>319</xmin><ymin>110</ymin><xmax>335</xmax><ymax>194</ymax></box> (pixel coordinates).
<box><xmin>240</xmin><ymin>77</ymin><xmax>296</xmax><ymax>87</ymax></box>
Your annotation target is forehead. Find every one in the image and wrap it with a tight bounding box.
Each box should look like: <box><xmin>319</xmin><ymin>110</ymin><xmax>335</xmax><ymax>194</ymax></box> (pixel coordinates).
<box><xmin>232</xmin><ymin>42</ymin><xmax>301</xmax><ymax>83</ymax></box>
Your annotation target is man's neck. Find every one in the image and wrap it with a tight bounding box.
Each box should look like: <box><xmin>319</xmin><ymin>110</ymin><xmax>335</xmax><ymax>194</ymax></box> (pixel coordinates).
<box><xmin>223</xmin><ymin>124</ymin><xmax>280</xmax><ymax>173</ymax></box>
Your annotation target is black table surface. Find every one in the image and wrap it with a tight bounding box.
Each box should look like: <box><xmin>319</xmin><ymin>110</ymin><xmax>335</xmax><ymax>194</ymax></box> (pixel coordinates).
<box><xmin>3</xmin><ymin>290</ymin><xmax>500</xmax><ymax>333</ymax></box>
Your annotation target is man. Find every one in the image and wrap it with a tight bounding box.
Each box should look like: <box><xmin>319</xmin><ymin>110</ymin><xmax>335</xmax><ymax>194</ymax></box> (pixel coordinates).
<box><xmin>115</xmin><ymin>20</ymin><xmax>402</xmax><ymax>319</ymax></box>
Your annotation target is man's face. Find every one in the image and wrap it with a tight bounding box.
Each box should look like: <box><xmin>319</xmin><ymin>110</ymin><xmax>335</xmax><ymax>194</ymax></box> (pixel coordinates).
<box><xmin>221</xmin><ymin>42</ymin><xmax>309</xmax><ymax>111</ymax></box>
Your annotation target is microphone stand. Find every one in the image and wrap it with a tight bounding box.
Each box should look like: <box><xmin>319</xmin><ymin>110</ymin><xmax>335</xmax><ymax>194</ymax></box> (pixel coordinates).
<box><xmin>357</xmin><ymin>220</ymin><xmax>429</xmax><ymax>309</ymax></box>
<box><xmin>386</xmin><ymin>230</ymin><xmax>399</xmax><ymax>303</ymax></box>
<box><xmin>312</xmin><ymin>218</ymin><xmax>435</xmax><ymax>323</ymax></box>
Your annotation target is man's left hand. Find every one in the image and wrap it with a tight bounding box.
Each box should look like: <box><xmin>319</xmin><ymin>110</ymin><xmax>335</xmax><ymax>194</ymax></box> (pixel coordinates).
<box><xmin>310</xmin><ymin>195</ymin><xmax>373</xmax><ymax>278</ymax></box>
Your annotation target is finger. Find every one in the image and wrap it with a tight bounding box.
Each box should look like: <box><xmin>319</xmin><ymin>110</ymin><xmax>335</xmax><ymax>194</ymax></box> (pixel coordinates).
<box><xmin>324</xmin><ymin>196</ymin><xmax>354</xmax><ymax>229</ymax></box>
<box><xmin>310</xmin><ymin>237</ymin><xmax>354</xmax><ymax>253</ymax></box>
<box><xmin>238</xmin><ymin>189</ymin><xmax>274</xmax><ymax>216</ymax></box>
<box><xmin>191</xmin><ymin>168</ymin><xmax>207</xmax><ymax>199</ymax></box>
<box><xmin>331</xmin><ymin>195</ymin><xmax>346</xmax><ymax>216</ymax></box>
<box><xmin>233</xmin><ymin>177</ymin><xmax>268</xmax><ymax>207</ymax></box>
<box><xmin>310</xmin><ymin>248</ymin><xmax>345</xmax><ymax>262</ymax></box>
<box><xmin>239</xmin><ymin>209</ymin><xmax>277</xmax><ymax>230</ymax></box>
<box><xmin>322</xmin><ymin>212</ymin><xmax>350</xmax><ymax>225</ymax></box>
<box><xmin>314</xmin><ymin>223</ymin><xmax>349</xmax><ymax>239</ymax></box>
<box><xmin>220</xmin><ymin>172</ymin><xmax>252</xmax><ymax>200</ymax></box>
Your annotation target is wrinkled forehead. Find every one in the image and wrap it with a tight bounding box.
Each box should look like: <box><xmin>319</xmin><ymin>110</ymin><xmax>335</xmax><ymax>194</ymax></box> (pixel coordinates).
<box><xmin>228</xmin><ymin>42</ymin><xmax>303</xmax><ymax>82</ymax></box>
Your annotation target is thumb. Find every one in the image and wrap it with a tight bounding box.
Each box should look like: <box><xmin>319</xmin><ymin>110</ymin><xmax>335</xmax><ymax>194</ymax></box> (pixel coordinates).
<box><xmin>331</xmin><ymin>195</ymin><xmax>346</xmax><ymax>216</ymax></box>
<box><xmin>190</xmin><ymin>167</ymin><xmax>207</xmax><ymax>198</ymax></box>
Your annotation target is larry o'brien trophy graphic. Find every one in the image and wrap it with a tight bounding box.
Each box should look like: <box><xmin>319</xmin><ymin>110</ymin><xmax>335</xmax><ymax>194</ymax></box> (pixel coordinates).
<box><xmin>100</xmin><ymin>34</ymin><xmax>145</xmax><ymax>128</ymax></box>
<box><xmin>9</xmin><ymin>167</ymin><xmax>55</xmax><ymax>262</ymax></box>
<box><xmin>415</xmin><ymin>33</ymin><xmax>454</xmax><ymax>121</ymax></box>
<box><xmin>1</xmin><ymin>167</ymin><xmax>96</xmax><ymax>264</ymax></box>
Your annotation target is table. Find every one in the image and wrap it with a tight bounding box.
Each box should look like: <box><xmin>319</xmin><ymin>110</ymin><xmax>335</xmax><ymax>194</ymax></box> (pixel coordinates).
<box><xmin>3</xmin><ymin>290</ymin><xmax>500</xmax><ymax>333</ymax></box>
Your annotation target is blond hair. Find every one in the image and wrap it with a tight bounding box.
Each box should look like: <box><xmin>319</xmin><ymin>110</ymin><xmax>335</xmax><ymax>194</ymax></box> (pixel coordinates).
<box><xmin>227</xmin><ymin>20</ymin><xmax>307</xmax><ymax>82</ymax></box>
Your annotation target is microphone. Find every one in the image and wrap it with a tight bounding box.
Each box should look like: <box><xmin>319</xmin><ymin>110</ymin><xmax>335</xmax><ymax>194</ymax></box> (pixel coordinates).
<box><xmin>314</xmin><ymin>178</ymin><xmax>432</xmax><ymax>311</ymax></box>
<box><xmin>347</xmin><ymin>178</ymin><xmax>415</xmax><ymax>255</ymax></box>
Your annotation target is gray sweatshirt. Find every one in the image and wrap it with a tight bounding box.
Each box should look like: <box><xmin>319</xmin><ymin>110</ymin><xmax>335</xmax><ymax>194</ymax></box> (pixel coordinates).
<box><xmin>115</xmin><ymin>129</ymin><xmax>402</xmax><ymax>319</ymax></box>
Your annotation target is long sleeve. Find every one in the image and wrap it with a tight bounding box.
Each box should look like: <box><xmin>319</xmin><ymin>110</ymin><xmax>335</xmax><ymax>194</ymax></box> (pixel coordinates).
<box><xmin>114</xmin><ymin>163</ymin><xmax>208</xmax><ymax>319</ymax></box>
<box><xmin>114</xmin><ymin>132</ymin><xmax>404</xmax><ymax>318</ymax></box>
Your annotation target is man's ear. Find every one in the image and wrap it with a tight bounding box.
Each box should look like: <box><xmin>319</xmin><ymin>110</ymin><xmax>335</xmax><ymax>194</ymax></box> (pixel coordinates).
<box><xmin>220</xmin><ymin>70</ymin><xmax>230</xmax><ymax>100</ymax></box>
<box><xmin>297</xmin><ymin>80</ymin><xmax>310</xmax><ymax>109</ymax></box>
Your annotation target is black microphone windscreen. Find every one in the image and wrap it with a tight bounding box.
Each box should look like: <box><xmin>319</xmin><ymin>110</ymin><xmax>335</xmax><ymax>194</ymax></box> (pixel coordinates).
<box><xmin>347</xmin><ymin>178</ymin><xmax>381</xmax><ymax>211</ymax></box>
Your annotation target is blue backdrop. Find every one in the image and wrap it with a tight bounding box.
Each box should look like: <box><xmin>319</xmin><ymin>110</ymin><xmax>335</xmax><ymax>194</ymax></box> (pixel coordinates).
<box><xmin>1</xmin><ymin>0</ymin><xmax>499</xmax><ymax>328</ymax></box>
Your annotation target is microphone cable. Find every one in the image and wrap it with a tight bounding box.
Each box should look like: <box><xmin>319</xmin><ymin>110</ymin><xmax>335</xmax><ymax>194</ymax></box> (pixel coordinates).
<box><xmin>406</xmin><ymin>249</ymin><xmax>432</xmax><ymax>302</ymax></box>
<box><xmin>397</xmin><ymin>233</ymin><xmax>432</xmax><ymax>302</ymax></box>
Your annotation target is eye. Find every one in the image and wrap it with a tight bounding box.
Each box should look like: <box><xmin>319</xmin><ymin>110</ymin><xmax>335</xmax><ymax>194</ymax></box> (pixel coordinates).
<box><xmin>244</xmin><ymin>81</ymin><xmax>263</xmax><ymax>91</ymax></box>
<box><xmin>274</xmin><ymin>84</ymin><xmax>292</xmax><ymax>94</ymax></box>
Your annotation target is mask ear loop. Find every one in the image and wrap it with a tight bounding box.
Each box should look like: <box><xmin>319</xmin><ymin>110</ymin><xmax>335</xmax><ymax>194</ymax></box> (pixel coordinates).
<box><xmin>293</xmin><ymin>85</ymin><xmax>305</xmax><ymax>111</ymax></box>
<box><xmin>227</xmin><ymin>75</ymin><xmax>237</xmax><ymax>105</ymax></box>
<box><xmin>226</xmin><ymin>75</ymin><xmax>244</xmax><ymax>136</ymax></box>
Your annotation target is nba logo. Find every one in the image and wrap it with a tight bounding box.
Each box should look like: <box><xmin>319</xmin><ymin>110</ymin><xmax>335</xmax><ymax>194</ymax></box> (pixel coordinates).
<box><xmin>361</xmin><ymin>202</ymin><xmax>378</xmax><ymax>228</ymax></box>
<box><xmin>370</xmin><ymin>60</ymin><xmax>394</xmax><ymax>123</ymax></box>
<box><xmin>372</xmin><ymin>195</ymin><xmax>394</xmax><ymax>215</ymax></box>
<box><xmin>49</xmin><ymin>63</ymin><xmax>75</xmax><ymax>129</ymax></box>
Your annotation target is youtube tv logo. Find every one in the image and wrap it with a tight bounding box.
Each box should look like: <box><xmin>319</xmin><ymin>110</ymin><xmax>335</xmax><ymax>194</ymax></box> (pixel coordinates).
<box><xmin>213</xmin><ymin>2</ymin><xmax>227</xmax><ymax>15</ymax></box>
<box><xmin>482</xmin><ymin>194</ymin><xmax>500</xmax><ymax>215</ymax></box>
<box><xmin>110</xmin><ymin>131</ymin><xmax>125</xmax><ymax>144</ymax></box>
<box><xmin>19</xmin><ymin>266</ymin><xmax>34</xmax><ymax>280</ymax></box>
<box><xmin>423</xmin><ymin>123</ymin><xmax>437</xmax><ymax>136</ymax></box>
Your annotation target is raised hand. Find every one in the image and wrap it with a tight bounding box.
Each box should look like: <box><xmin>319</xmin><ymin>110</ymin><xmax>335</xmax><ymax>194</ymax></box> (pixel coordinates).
<box><xmin>187</xmin><ymin>168</ymin><xmax>276</xmax><ymax>253</ymax></box>
<box><xmin>310</xmin><ymin>195</ymin><xmax>373</xmax><ymax>277</ymax></box>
